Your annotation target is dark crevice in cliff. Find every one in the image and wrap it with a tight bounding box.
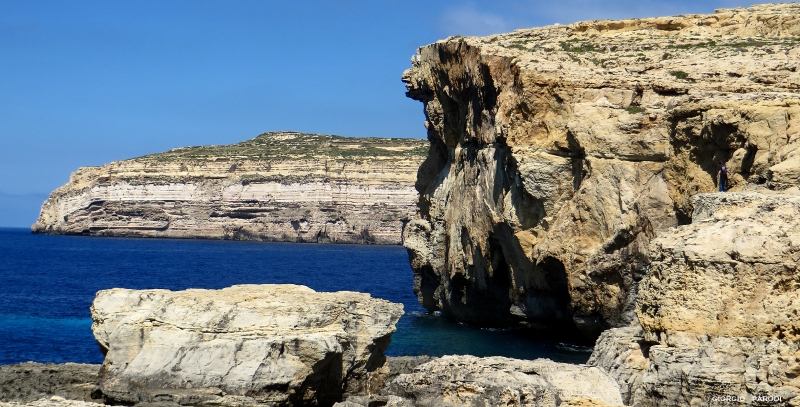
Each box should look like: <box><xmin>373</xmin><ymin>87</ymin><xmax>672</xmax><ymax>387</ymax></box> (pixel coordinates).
<box><xmin>440</xmin><ymin>233</ymin><xmax>517</xmax><ymax>328</ymax></box>
<box><xmin>602</xmin><ymin>215</ymin><xmax>653</xmax><ymax>255</ymax></box>
<box><xmin>631</xmin><ymin>87</ymin><xmax>645</xmax><ymax>107</ymax></box>
<box><xmin>522</xmin><ymin>256</ymin><xmax>593</xmax><ymax>342</ymax></box>
<box><xmin>673</xmin><ymin>202</ymin><xmax>692</xmax><ymax>226</ymax></box>
<box><xmin>565</xmin><ymin>131</ymin><xmax>589</xmax><ymax>192</ymax></box>
<box><xmin>492</xmin><ymin>146</ymin><xmax>511</xmax><ymax>204</ymax></box>
<box><xmin>471</xmin><ymin>63</ymin><xmax>498</xmax><ymax>136</ymax></box>
<box><xmin>415</xmin><ymin>265</ymin><xmax>440</xmax><ymax>312</ymax></box>
<box><xmin>295</xmin><ymin>351</ymin><xmax>345</xmax><ymax>406</ymax></box>
<box><xmin>415</xmin><ymin>138</ymin><xmax>449</xmax><ymax>220</ymax></box>
<box><xmin>488</xmin><ymin>236</ymin><xmax>513</xmax><ymax>295</ymax></box>
<box><xmin>572</xmin><ymin>314</ymin><xmax>611</xmax><ymax>343</ymax></box>
<box><xmin>538</xmin><ymin>256</ymin><xmax>572</xmax><ymax>318</ymax></box>
<box><xmin>449</xmin><ymin>272</ymin><xmax>469</xmax><ymax>306</ymax></box>
<box><xmin>667</xmin><ymin>110</ymin><xmax>756</xmax><ymax>222</ymax></box>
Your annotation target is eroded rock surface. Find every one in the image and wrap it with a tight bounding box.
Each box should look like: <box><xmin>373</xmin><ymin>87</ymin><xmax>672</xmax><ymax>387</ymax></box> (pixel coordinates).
<box><xmin>91</xmin><ymin>284</ymin><xmax>403</xmax><ymax>406</ymax></box>
<box><xmin>591</xmin><ymin>192</ymin><xmax>800</xmax><ymax>406</ymax></box>
<box><xmin>0</xmin><ymin>397</ymin><xmax>104</xmax><ymax>407</ymax></box>
<box><xmin>373</xmin><ymin>356</ymin><xmax>622</xmax><ymax>407</ymax></box>
<box><xmin>0</xmin><ymin>363</ymin><xmax>100</xmax><ymax>403</ymax></box>
<box><xmin>33</xmin><ymin>132</ymin><xmax>426</xmax><ymax>245</ymax></box>
<box><xmin>586</xmin><ymin>327</ymin><xmax>648</xmax><ymax>406</ymax></box>
<box><xmin>403</xmin><ymin>3</ymin><xmax>800</xmax><ymax>337</ymax></box>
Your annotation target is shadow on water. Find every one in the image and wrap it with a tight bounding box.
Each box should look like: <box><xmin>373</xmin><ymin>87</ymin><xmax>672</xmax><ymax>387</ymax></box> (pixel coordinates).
<box><xmin>0</xmin><ymin>228</ymin><xmax>592</xmax><ymax>365</ymax></box>
<box><xmin>390</xmin><ymin>312</ymin><xmax>592</xmax><ymax>364</ymax></box>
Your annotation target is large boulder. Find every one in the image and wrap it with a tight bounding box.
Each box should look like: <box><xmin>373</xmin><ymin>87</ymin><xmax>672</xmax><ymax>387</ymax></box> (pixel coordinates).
<box><xmin>590</xmin><ymin>192</ymin><xmax>800</xmax><ymax>406</ymax></box>
<box><xmin>90</xmin><ymin>284</ymin><xmax>404</xmax><ymax>406</ymax></box>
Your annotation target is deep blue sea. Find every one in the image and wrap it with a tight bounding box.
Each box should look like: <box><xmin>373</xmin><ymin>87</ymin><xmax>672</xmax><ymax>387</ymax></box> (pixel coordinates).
<box><xmin>0</xmin><ymin>227</ymin><xmax>591</xmax><ymax>365</ymax></box>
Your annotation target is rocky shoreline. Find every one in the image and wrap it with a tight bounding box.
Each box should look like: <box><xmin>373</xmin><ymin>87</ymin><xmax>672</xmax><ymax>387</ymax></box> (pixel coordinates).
<box><xmin>0</xmin><ymin>355</ymin><xmax>622</xmax><ymax>407</ymax></box>
<box><xmin>9</xmin><ymin>3</ymin><xmax>800</xmax><ymax>407</ymax></box>
<box><xmin>0</xmin><ymin>363</ymin><xmax>101</xmax><ymax>404</ymax></box>
<box><xmin>0</xmin><ymin>358</ymin><xmax>436</xmax><ymax>407</ymax></box>
<box><xmin>1</xmin><ymin>284</ymin><xmax>624</xmax><ymax>407</ymax></box>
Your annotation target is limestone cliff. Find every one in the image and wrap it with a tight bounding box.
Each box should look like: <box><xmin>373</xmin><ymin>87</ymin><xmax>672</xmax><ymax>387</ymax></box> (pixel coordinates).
<box><xmin>33</xmin><ymin>132</ymin><xmax>427</xmax><ymax>244</ymax></box>
<box><xmin>591</xmin><ymin>192</ymin><xmax>800</xmax><ymax>405</ymax></box>
<box><xmin>402</xmin><ymin>3</ymin><xmax>800</xmax><ymax>337</ymax></box>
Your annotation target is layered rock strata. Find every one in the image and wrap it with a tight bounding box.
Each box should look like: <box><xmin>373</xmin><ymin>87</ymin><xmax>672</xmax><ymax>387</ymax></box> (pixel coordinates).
<box><xmin>591</xmin><ymin>192</ymin><xmax>800</xmax><ymax>406</ymax></box>
<box><xmin>33</xmin><ymin>132</ymin><xmax>427</xmax><ymax>245</ymax></box>
<box><xmin>402</xmin><ymin>3</ymin><xmax>800</xmax><ymax>336</ymax></box>
<box><xmin>90</xmin><ymin>284</ymin><xmax>404</xmax><ymax>406</ymax></box>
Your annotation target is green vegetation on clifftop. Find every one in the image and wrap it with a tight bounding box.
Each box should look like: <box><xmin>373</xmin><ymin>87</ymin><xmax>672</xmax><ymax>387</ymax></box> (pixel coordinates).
<box><xmin>136</xmin><ymin>131</ymin><xmax>429</xmax><ymax>162</ymax></box>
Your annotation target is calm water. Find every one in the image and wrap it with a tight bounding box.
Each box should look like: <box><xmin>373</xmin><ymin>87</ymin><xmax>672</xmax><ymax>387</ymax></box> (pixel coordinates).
<box><xmin>0</xmin><ymin>228</ymin><xmax>591</xmax><ymax>365</ymax></box>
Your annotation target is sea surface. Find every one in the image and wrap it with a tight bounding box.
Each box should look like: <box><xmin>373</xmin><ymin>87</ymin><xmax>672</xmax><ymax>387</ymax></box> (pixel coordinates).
<box><xmin>0</xmin><ymin>227</ymin><xmax>592</xmax><ymax>365</ymax></box>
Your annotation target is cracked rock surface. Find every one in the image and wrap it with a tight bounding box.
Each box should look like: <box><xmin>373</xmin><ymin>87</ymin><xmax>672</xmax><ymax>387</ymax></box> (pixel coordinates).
<box><xmin>590</xmin><ymin>192</ymin><xmax>800</xmax><ymax>406</ymax></box>
<box><xmin>90</xmin><ymin>284</ymin><xmax>403</xmax><ymax>406</ymax></box>
<box><xmin>338</xmin><ymin>355</ymin><xmax>623</xmax><ymax>407</ymax></box>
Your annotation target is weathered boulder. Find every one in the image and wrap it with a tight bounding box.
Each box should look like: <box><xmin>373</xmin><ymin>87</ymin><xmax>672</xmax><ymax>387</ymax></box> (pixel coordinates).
<box><xmin>590</xmin><ymin>192</ymin><xmax>800</xmax><ymax>406</ymax></box>
<box><xmin>403</xmin><ymin>3</ymin><xmax>800</xmax><ymax>337</ymax></box>
<box><xmin>91</xmin><ymin>284</ymin><xmax>404</xmax><ymax>406</ymax></box>
<box><xmin>375</xmin><ymin>356</ymin><xmax>623</xmax><ymax>407</ymax></box>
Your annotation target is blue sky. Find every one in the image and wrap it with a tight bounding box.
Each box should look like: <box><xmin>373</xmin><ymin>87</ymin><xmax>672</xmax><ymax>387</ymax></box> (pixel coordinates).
<box><xmin>0</xmin><ymin>0</ymin><xmax>757</xmax><ymax>227</ymax></box>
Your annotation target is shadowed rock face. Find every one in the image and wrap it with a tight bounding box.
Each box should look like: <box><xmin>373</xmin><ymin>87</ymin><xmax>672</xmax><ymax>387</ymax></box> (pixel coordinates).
<box><xmin>402</xmin><ymin>3</ymin><xmax>800</xmax><ymax>338</ymax></box>
<box><xmin>91</xmin><ymin>284</ymin><xmax>403</xmax><ymax>406</ymax></box>
<box><xmin>33</xmin><ymin>132</ymin><xmax>427</xmax><ymax>245</ymax></box>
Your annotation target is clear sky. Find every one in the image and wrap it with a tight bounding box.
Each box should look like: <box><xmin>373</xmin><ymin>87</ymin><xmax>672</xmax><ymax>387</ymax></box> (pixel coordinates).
<box><xmin>0</xmin><ymin>0</ymin><xmax>759</xmax><ymax>227</ymax></box>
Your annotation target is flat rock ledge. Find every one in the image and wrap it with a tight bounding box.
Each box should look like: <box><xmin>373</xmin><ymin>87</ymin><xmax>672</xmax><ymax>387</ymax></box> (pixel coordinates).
<box><xmin>91</xmin><ymin>284</ymin><xmax>404</xmax><ymax>406</ymax></box>
<box><xmin>0</xmin><ymin>363</ymin><xmax>101</xmax><ymax>404</ymax></box>
<box><xmin>337</xmin><ymin>355</ymin><xmax>624</xmax><ymax>407</ymax></box>
<box><xmin>0</xmin><ymin>397</ymin><xmax>104</xmax><ymax>407</ymax></box>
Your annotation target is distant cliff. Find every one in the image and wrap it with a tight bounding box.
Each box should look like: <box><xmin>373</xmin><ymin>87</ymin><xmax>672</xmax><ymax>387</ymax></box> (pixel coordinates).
<box><xmin>33</xmin><ymin>132</ymin><xmax>427</xmax><ymax>245</ymax></box>
<box><xmin>402</xmin><ymin>3</ymin><xmax>800</xmax><ymax>337</ymax></box>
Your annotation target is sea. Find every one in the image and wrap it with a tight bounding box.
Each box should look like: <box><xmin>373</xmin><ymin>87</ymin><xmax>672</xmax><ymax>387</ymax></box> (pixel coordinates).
<box><xmin>0</xmin><ymin>227</ymin><xmax>592</xmax><ymax>366</ymax></box>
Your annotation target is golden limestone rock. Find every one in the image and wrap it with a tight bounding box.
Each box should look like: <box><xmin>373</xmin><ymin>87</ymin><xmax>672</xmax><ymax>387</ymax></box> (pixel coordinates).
<box><xmin>591</xmin><ymin>192</ymin><xmax>800</xmax><ymax>405</ymax></box>
<box><xmin>403</xmin><ymin>3</ymin><xmax>800</xmax><ymax>339</ymax></box>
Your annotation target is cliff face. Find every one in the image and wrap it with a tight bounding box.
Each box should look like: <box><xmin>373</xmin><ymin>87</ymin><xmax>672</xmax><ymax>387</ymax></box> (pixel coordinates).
<box><xmin>402</xmin><ymin>3</ymin><xmax>800</xmax><ymax>336</ymax></box>
<box><xmin>591</xmin><ymin>192</ymin><xmax>800</xmax><ymax>405</ymax></box>
<box><xmin>33</xmin><ymin>132</ymin><xmax>427</xmax><ymax>245</ymax></box>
